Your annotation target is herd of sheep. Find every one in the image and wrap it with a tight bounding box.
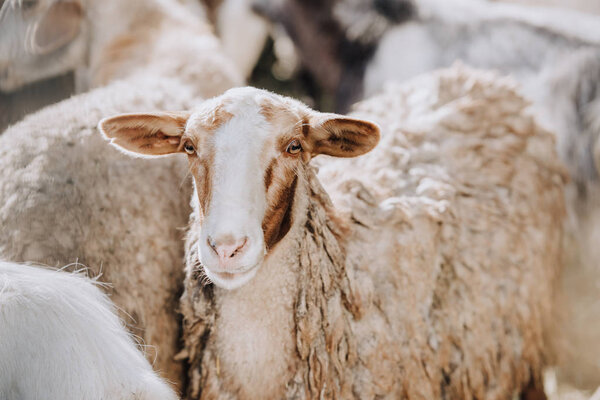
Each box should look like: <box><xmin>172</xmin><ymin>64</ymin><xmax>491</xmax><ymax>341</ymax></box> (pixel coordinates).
<box><xmin>0</xmin><ymin>0</ymin><xmax>599</xmax><ymax>399</ymax></box>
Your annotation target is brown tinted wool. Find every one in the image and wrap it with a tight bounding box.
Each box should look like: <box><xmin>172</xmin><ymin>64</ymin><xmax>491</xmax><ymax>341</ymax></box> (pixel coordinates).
<box><xmin>176</xmin><ymin>71</ymin><xmax>565</xmax><ymax>399</ymax></box>
<box><xmin>263</xmin><ymin>176</ymin><xmax>298</xmax><ymax>250</ymax></box>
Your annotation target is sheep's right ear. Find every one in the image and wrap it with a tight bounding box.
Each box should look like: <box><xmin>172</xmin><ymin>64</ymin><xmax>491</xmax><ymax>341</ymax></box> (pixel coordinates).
<box><xmin>99</xmin><ymin>112</ymin><xmax>190</xmax><ymax>157</ymax></box>
<box><xmin>30</xmin><ymin>1</ymin><xmax>83</xmax><ymax>55</ymax></box>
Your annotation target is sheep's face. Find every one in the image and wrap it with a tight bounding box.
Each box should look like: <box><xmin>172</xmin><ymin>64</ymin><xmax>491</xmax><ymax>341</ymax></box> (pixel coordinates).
<box><xmin>100</xmin><ymin>87</ymin><xmax>380</xmax><ymax>290</ymax></box>
<box><xmin>0</xmin><ymin>0</ymin><xmax>85</xmax><ymax>92</ymax></box>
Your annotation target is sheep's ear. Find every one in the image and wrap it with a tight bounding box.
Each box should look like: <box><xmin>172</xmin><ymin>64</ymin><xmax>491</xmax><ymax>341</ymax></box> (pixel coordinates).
<box><xmin>99</xmin><ymin>112</ymin><xmax>191</xmax><ymax>157</ymax></box>
<box><xmin>307</xmin><ymin>113</ymin><xmax>380</xmax><ymax>158</ymax></box>
<box><xmin>30</xmin><ymin>1</ymin><xmax>83</xmax><ymax>55</ymax></box>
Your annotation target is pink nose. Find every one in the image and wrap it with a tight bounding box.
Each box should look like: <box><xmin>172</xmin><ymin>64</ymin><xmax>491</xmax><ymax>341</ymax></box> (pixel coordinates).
<box><xmin>208</xmin><ymin>235</ymin><xmax>249</xmax><ymax>263</ymax></box>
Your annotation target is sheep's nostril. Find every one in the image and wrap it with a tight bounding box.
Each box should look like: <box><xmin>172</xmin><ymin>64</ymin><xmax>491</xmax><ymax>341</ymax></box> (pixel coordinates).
<box><xmin>207</xmin><ymin>236</ymin><xmax>218</xmax><ymax>255</ymax></box>
<box><xmin>230</xmin><ymin>237</ymin><xmax>248</xmax><ymax>258</ymax></box>
<box><xmin>211</xmin><ymin>235</ymin><xmax>249</xmax><ymax>261</ymax></box>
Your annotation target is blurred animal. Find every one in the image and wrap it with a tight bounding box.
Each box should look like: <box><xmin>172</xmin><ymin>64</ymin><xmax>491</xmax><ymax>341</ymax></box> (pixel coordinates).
<box><xmin>0</xmin><ymin>0</ymin><xmax>242</xmax><ymax>388</ymax></box>
<box><xmin>490</xmin><ymin>0</ymin><xmax>600</xmax><ymax>15</ymax></box>
<box><xmin>0</xmin><ymin>0</ymin><xmax>237</xmax><ymax>94</ymax></box>
<box><xmin>264</xmin><ymin>0</ymin><xmax>600</xmax><ymax>388</ymax></box>
<box><xmin>100</xmin><ymin>66</ymin><xmax>565</xmax><ymax>399</ymax></box>
<box><xmin>253</xmin><ymin>0</ymin><xmax>415</xmax><ymax>111</ymax></box>
<box><xmin>213</xmin><ymin>0</ymin><xmax>270</xmax><ymax>78</ymax></box>
<box><xmin>0</xmin><ymin>261</ymin><xmax>178</xmax><ymax>400</ymax></box>
<box><xmin>0</xmin><ymin>0</ymin><xmax>86</xmax><ymax>92</ymax></box>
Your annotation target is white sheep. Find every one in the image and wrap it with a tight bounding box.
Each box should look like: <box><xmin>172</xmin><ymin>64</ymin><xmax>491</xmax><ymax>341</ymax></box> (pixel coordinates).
<box><xmin>100</xmin><ymin>65</ymin><xmax>565</xmax><ymax>399</ymax></box>
<box><xmin>0</xmin><ymin>260</ymin><xmax>178</xmax><ymax>400</ymax></box>
<box><xmin>0</xmin><ymin>0</ymin><xmax>242</xmax><ymax>388</ymax></box>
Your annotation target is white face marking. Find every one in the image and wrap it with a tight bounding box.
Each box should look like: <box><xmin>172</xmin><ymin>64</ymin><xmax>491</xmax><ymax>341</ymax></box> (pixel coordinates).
<box><xmin>194</xmin><ymin>91</ymin><xmax>274</xmax><ymax>290</ymax></box>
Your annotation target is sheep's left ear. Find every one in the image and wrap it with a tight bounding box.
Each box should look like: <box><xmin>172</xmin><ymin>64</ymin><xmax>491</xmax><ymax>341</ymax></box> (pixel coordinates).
<box><xmin>308</xmin><ymin>113</ymin><xmax>380</xmax><ymax>158</ymax></box>
<box><xmin>98</xmin><ymin>111</ymin><xmax>190</xmax><ymax>157</ymax></box>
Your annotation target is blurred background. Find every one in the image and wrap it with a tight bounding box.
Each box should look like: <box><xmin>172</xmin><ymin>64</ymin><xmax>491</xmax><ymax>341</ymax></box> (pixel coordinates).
<box><xmin>1</xmin><ymin>0</ymin><xmax>600</xmax><ymax>398</ymax></box>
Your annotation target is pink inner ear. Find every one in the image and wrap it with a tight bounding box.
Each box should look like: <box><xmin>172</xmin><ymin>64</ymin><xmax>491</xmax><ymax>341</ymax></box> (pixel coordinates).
<box><xmin>33</xmin><ymin>1</ymin><xmax>82</xmax><ymax>55</ymax></box>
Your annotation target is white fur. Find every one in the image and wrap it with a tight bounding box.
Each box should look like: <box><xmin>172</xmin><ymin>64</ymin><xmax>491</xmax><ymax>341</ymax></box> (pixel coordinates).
<box><xmin>216</xmin><ymin>0</ymin><xmax>270</xmax><ymax>79</ymax></box>
<box><xmin>0</xmin><ymin>261</ymin><xmax>178</xmax><ymax>400</ymax></box>
<box><xmin>0</xmin><ymin>0</ymin><xmax>242</xmax><ymax>388</ymax></box>
<box><xmin>191</xmin><ymin>89</ymin><xmax>274</xmax><ymax>289</ymax></box>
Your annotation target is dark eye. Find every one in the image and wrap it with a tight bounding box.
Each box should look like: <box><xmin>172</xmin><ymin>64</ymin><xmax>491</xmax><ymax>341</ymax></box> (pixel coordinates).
<box><xmin>286</xmin><ymin>139</ymin><xmax>302</xmax><ymax>155</ymax></box>
<box><xmin>183</xmin><ymin>141</ymin><xmax>195</xmax><ymax>155</ymax></box>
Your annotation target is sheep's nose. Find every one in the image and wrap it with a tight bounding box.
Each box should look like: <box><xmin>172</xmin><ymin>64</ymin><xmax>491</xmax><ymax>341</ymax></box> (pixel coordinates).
<box><xmin>208</xmin><ymin>235</ymin><xmax>249</xmax><ymax>261</ymax></box>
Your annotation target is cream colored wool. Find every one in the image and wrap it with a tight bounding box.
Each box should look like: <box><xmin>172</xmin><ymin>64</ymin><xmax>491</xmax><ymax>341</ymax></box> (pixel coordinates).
<box><xmin>180</xmin><ymin>66</ymin><xmax>566</xmax><ymax>399</ymax></box>
<box><xmin>0</xmin><ymin>0</ymin><xmax>242</xmax><ymax>388</ymax></box>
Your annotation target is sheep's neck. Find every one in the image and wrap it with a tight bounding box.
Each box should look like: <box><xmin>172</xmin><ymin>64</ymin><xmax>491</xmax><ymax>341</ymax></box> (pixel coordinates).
<box><xmin>286</xmin><ymin>173</ymin><xmax>359</xmax><ymax>398</ymax></box>
<box><xmin>199</xmin><ymin>172</ymin><xmax>357</xmax><ymax>399</ymax></box>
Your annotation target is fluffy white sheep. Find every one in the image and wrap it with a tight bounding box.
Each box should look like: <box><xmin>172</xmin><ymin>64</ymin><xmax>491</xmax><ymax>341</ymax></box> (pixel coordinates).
<box><xmin>0</xmin><ymin>0</ymin><xmax>242</xmax><ymax>388</ymax></box>
<box><xmin>0</xmin><ymin>260</ymin><xmax>178</xmax><ymax>400</ymax></box>
<box><xmin>100</xmin><ymin>65</ymin><xmax>565</xmax><ymax>399</ymax></box>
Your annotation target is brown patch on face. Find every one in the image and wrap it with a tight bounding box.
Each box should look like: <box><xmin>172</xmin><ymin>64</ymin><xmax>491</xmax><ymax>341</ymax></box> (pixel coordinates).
<box><xmin>301</xmin><ymin>117</ymin><xmax>310</xmax><ymax>137</ymax></box>
<box><xmin>259</xmin><ymin>102</ymin><xmax>313</xmax><ymax>250</ymax></box>
<box><xmin>186</xmin><ymin>103</ymin><xmax>233</xmax><ymax>216</ymax></box>
<box><xmin>190</xmin><ymin>154</ymin><xmax>214</xmax><ymax>219</ymax></box>
<box><xmin>263</xmin><ymin>174</ymin><xmax>298</xmax><ymax>250</ymax></box>
<box><xmin>260</xmin><ymin>98</ymin><xmax>310</xmax><ymax>131</ymax></box>
<box><xmin>259</xmin><ymin>99</ymin><xmax>277</xmax><ymax>122</ymax></box>
<box><xmin>264</xmin><ymin>158</ymin><xmax>277</xmax><ymax>191</ymax></box>
<box><xmin>196</xmin><ymin>103</ymin><xmax>234</xmax><ymax>133</ymax></box>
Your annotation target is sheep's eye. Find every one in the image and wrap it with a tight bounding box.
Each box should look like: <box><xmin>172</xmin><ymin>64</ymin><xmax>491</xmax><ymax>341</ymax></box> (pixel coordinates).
<box><xmin>286</xmin><ymin>139</ymin><xmax>302</xmax><ymax>155</ymax></box>
<box><xmin>183</xmin><ymin>141</ymin><xmax>195</xmax><ymax>155</ymax></box>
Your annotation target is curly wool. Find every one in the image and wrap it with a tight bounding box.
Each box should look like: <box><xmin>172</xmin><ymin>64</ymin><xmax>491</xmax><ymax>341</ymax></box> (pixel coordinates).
<box><xmin>180</xmin><ymin>65</ymin><xmax>565</xmax><ymax>399</ymax></box>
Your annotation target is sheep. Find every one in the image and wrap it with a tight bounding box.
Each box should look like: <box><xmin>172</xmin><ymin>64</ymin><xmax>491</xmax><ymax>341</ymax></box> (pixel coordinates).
<box><xmin>100</xmin><ymin>65</ymin><xmax>566</xmax><ymax>399</ymax></box>
<box><xmin>0</xmin><ymin>260</ymin><xmax>178</xmax><ymax>400</ymax></box>
<box><xmin>363</xmin><ymin>1</ymin><xmax>600</xmax><ymax>389</ymax></box>
<box><xmin>263</xmin><ymin>0</ymin><xmax>600</xmax><ymax>388</ymax></box>
<box><xmin>0</xmin><ymin>0</ymin><xmax>239</xmax><ymax>96</ymax></box>
<box><xmin>0</xmin><ymin>0</ymin><xmax>242</xmax><ymax>388</ymax></box>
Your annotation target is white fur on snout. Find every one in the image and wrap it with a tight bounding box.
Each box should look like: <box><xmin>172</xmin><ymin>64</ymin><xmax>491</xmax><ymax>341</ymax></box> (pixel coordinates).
<box><xmin>196</xmin><ymin>91</ymin><xmax>273</xmax><ymax>289</ymax></box>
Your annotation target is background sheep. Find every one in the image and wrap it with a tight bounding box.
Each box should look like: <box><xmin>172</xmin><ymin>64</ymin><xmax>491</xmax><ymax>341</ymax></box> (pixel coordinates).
<box><xmin>100</xmin><ymin>65</ymin><xmax>565</xmax><ymax>399</ymax></box>
<box><xmin>0</xmin><ymin>0</ymin><xmax>236</xmax><ymax>130</ymax></box>
<box><xmin>0</xmin><ymin>261</ymin><xmax>178</xmax><ymax>400</ymax></box>
<box><xmin>490</xmin><ymin>0</ymin><xmax>600</xmax><ymax>15</ymax></box>
<box><xmin>256</xmin><ymin>0</ymin><xmax>600</xmax><ymax>390</ymax></box>
<box><xmin>0</xmin><ymin>0</ymin><xmax>242</xmax><ymax>388</ymax></box>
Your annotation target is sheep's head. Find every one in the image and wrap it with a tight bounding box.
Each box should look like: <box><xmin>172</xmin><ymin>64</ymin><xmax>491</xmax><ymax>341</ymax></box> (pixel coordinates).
<box><xmin>99</xmin><ymin>87</ymin><xmax>380</xmax><ymax>289</ymax></box>
<box><xmin>0</xmin><ymin>0</ymin><xmax>85</xmax><ymax>92</ymax></box>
